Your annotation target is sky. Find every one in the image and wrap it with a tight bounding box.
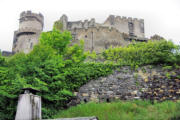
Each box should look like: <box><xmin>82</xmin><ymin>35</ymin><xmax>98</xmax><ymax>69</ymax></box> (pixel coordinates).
<box><xmin>0</xmin><ymin>0</ymin><xmax>180</xmax><ymax>51</ymax></box>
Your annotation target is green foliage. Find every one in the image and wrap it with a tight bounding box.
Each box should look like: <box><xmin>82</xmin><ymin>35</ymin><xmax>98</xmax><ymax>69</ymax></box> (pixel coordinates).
<box><xmin>141</xmin><ymin>67</ymin><xmax>146</xmax><ymax>73</ymax></box>
<box><xmin>0</xmin><ymin>29</ymin><xmax>114</xmax><ymax>119</ymax></box>
<box><xmin>64</xmin><ymin>40</ymin><xmax>86</xmax><ymax>63</ymax></box>
<box><xmin>102</xmin><ymin>40</ymin><xmax>180</xmax><ymax>67</ymax></box>
<box><xmin>165</xmin><ymin>72</ymin><xmax>171</xmax><ymax>79</ymax></box>
<box><xmin>86</xmin><ymin>50</ymin><xmax>97</xmax><ymax>60</ymax></box>
<box><xmin>54</xmin><ymin>100</ymin><xmax>180</xmax><ymax>120</ymax></box>
<box><xmin>40</xmin><ymin>29</ymin><xmax>72</xmax><ymax>54</ymax></box>
<box><xmin>0</xmin><ymin>29</ymin><xmax>179</xmax><ymax>119</ymax></box>
<box><xmin>53</xmin><ymin>20</ymin><xmax>63</xmax><ymax>31</ymax></box>
<box><xmin>163</xmin><ymin>65</ymin><xmax>173</xmax><ymax>70</ymax></box>
<box><xmin>0</xmin><ymin>53</ymin><xmax>5</xmax><ymax>66</ymax></box>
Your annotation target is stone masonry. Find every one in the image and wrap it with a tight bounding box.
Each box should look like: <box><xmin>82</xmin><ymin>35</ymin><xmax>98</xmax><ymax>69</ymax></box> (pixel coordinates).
<box><xmin>9</xmin><ymin>11</ymin><xmax>147</xmax><ymax>54</ymax></box>
<box><xmin>74</xmin><ymin>65</ymin><xmax>180</xmax><ymax>103</ymax></box>
<box><xmin>56</xmin><ymin>14</ymin><xmax>147</xmax><ymax>53</ymax></box>
<box><xmin>12</xmin><ymin>11</ymin><xmax>44</xmax><ymax>53</ymax></box>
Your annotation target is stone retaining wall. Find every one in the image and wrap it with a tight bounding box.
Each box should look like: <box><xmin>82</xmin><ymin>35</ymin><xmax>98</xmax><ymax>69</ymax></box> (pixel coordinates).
<box><xmin>73</xmin><ymin>65</ymin><xmax>180</xmax><ymax>103</ymax></box>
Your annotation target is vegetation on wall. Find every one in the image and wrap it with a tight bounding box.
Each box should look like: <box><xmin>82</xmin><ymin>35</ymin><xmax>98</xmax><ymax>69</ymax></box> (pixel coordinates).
<box><xmin>53</xmin><ymin>20</ymin><xmax>64</xmax><ymax>31</ymax></box>
<box><xmin>0</xmin><ymin>28</ymin><xmax>179</xmax><ymax>119</ymax></box>
<box><xmin>101</xmin><ymin>40</ymin><xmax>180</xmax><ymax>67</ymax></box>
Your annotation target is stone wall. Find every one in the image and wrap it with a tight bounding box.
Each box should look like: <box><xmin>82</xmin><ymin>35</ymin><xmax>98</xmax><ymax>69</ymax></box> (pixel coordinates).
<box><xmin>19</xmin><ymin>20</ymin><xmax>43</xmax><ymax>31</ymax></box>
<box><xmin>60</xmin><ymin>14</ymin><xmax>96</xmax><ymax>31</ymax></box>
<box><xmin>103</xmin><ymin>15</ymin><xmax>144</xmax><ymax>38</ymax></box>
<box><xmin>71</xmin><ymin>26</ymin><xmax>130</xmax><ymax>53</ymax></box>
<box><xmin>13</xmin><ymin>33</ymin><xmax>40</xmax><ymax>53</ymax></box>
<box><xmin>20</xmin><ymin>11</ymin><xmax>44</xmax><ymax>28</ymax></box>
<box><xmin>59</xmin><ymin>14</ymin><xmax>145</xmax><ymax>38</ymax></box>
<box><xmin>56</xmin><ymin>14</ymin><xmax>146</xmax><ymax>53</ymax></box>
<box><xmin>74</xmin><ymin>65</ymin><xmax>180</xmax><ymax>103</ymax></box>
<box><xmin>1</xmin><ymin>51</ymin><xmax>14</xmax><ymax>56</ymax></box>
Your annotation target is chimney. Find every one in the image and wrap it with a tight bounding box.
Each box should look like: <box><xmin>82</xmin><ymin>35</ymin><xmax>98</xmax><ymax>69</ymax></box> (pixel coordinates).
<box><xmin>15</xmin><ymin>88</ymin><xmax>41</xmax><ymax>120</ymax></box>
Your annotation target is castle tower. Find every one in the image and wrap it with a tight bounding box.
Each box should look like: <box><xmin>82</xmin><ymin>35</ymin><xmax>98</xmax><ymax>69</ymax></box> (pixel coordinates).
<box><xmin>12</xmin><ymin>11</ymin><xmax>44</xmax><ymax>53</ymax></box>
<box><xmin>60</xmin><ymin>14</ymin><xmax>68</xmax><ymax>31</ymax></box>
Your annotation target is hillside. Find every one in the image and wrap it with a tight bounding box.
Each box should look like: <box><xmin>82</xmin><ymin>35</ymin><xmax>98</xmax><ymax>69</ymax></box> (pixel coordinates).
<box><xmin>54</xmin><ymin>100</ymin><xmax>180</xmax><ymax>120</ymax></box>
<box><xmin>0</xmin><ymin>29</ymin><xmax>180</xmax><ymax>119</ymax></box>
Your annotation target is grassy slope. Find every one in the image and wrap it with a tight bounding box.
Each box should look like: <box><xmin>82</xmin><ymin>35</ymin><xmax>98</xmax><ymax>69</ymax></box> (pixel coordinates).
<box><xmin>54</xmin><ymin>100</ymin><xmax>180</xmax><ymax>120</ymax></box>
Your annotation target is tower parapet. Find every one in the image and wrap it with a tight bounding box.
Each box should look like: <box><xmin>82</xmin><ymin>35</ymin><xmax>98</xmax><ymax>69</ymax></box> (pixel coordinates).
<box><xmin>19</xmin><ymin>11</ymin><xmax>44</xmax><ymax>31</ymax></box>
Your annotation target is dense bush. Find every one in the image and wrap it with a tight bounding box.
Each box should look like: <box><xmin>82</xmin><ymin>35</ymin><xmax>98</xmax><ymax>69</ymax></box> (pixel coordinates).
<box><xmin>0</xmin><ymin>29</ymin><xmax>114</xmax><ymax>119</ymax></box>
<box><xmin>102</xmin><ymin>40</ymin><xmax>180</xmax><ymax>66</ymax></box>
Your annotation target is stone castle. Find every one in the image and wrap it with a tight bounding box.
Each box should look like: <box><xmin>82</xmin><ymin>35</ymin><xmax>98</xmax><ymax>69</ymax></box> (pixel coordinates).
<box><xmin>57</xmin><ymin>14</ymin><xmax>146</xmax><ymax>53</ymax></box>
<box><xmin>2</xmin><ymin>11</ymin><xmax>147</xmax><ymax>55</ymax></box>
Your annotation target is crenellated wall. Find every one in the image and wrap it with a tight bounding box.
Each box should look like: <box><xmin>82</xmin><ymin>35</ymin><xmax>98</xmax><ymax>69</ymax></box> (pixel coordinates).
<box><xmin>59</xmin><ymin>14</ymin><xmax>145</xmax><ymax>38</ymax></box>
<box><xmin>103</xmin><ymin>15</ymin><xmax>144</xmax><ymax>38</ymax></box>
<box><xmin>60</xmin><ymin>14</ymin><xmax>96</xmax><ymax>31</ymax></box>
<box><xmin>56</xmin><ymin>14</ymin><xmax>146</xmax><ymax>53</ymax></box>
<box><xmin>20</xmin><ymin>11</ymin><xmax>44</xmax><ymax>29</ymax></box>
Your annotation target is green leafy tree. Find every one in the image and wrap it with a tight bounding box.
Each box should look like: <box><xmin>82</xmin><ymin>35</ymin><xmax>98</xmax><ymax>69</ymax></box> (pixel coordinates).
<box><xmin>0</xmin><ymin>29</ymin><xmax>114</xmax><ymax>119</ymax></box>
<box><xmin>40</xmin><ymin>29</ymin><xmax>72</xmax><ymax>54</ymax></box>
<box><xmin>53</xmin><ymin>20</ymin><xmax>63</xmax><ymax>31</ymax></box>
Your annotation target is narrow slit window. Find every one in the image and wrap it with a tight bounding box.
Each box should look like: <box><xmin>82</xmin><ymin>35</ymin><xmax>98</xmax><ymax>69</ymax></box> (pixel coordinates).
<box><xmin>30</xmin><ymin>43</ymin><xmax>33</xmax><ymax>49</ymax></box>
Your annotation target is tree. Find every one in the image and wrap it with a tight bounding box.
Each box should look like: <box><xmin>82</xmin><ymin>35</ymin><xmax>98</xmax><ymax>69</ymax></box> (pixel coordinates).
<box><xmin>40</xmin><ymin>29</ymin><xmax>72</xmax><ymax>54</ymax></box>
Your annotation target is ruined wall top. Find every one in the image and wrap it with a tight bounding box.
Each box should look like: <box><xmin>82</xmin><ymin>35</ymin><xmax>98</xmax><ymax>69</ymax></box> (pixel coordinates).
<box><xmin>59</xmin><ymin>14</ymin><xmax>96</xmax><ymax>30</ymax></box>
<box><xmin>20</xmin><ymin>11</ymin><xmax>44</xmax><ymax>27</ymax></box>
<box><xmin>58</xmin><ymin>14</ymin><xmax>145</xmax><ymax>38</ymax></box>
<box><xmin>103</xmin><ymin>15</ymin><xmax>145</xmax><ymax>38</ymax></box>
<box><xmin>104</xmin><ymin>15</ymin><xmax>144</xmax><ymax>23</ymax></box>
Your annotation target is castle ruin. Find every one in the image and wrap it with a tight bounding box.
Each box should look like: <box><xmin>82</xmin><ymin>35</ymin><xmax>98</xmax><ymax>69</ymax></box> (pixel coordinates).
<box><xmin>57</xmin><ymin>14</ymin><xmax>146</xmax><ymax>53</ymax></box>
<box><xmin>10</xmin><ymin>11</ymin><xmax>146</xmax><ymax>54</ymax></box>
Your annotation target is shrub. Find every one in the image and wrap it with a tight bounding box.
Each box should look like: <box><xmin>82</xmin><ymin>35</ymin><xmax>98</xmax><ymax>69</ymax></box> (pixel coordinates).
<box><xmin>102</xmin><ymin>40</ymin><xmax>179</xmax><ymax>66</ymax></box>
<box><xmin>0</xmin><ymin>29</ymin><xmax>114</xmax><ymax>119</ymax></box>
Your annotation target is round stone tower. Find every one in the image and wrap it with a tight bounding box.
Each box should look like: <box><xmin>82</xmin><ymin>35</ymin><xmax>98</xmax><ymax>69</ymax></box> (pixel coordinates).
<box><xmin>12</xmin><ymin>11</ymin><xmax>44</xmax><ymax>53</ymax></box>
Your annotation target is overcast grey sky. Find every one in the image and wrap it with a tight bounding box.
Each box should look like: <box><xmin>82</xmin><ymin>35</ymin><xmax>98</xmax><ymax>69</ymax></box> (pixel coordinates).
<box><xmin>0</xmin><ymin>0</ymin><xmax>179</xmax><ymax>51</ymax></box>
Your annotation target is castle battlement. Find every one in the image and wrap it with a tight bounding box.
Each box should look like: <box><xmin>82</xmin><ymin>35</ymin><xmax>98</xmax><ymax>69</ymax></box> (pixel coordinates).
<box><xmin>20</xmin><ymin>11</ymin><xmax>44</xmax><ymax>27</ymax></box>
<box><xmin>108</xmin><ymin>14</ymin><xmax>143</xmax><ymax>22</ymax></box>
<box><xmin>108</xmin><ymin>15</ymin><xmax>144</xmax><ymax>22</ymax></box>
<box><xmin>103</xmin><ymin>15</ymin><xmax>145</xmax><ymax>38</ymax></box>
<box><xmin>58</xmin><ymin>14</ymin><xmax>144</xmax><ymax>38</ymax></box>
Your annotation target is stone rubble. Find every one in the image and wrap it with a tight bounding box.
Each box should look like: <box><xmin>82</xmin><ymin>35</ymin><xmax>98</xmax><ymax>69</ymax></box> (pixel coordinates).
<box><xmin>71</xmin><ymin>65</ymin><xmax>180</xmax><ymax>104</ymax></box>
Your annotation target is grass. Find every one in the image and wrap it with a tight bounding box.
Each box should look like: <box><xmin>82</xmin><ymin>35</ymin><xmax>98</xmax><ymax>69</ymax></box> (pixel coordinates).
<box><xmin>54</xmin><ymin>100</ymin><xmax>180</xmax><ymax>120</ymax></box>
